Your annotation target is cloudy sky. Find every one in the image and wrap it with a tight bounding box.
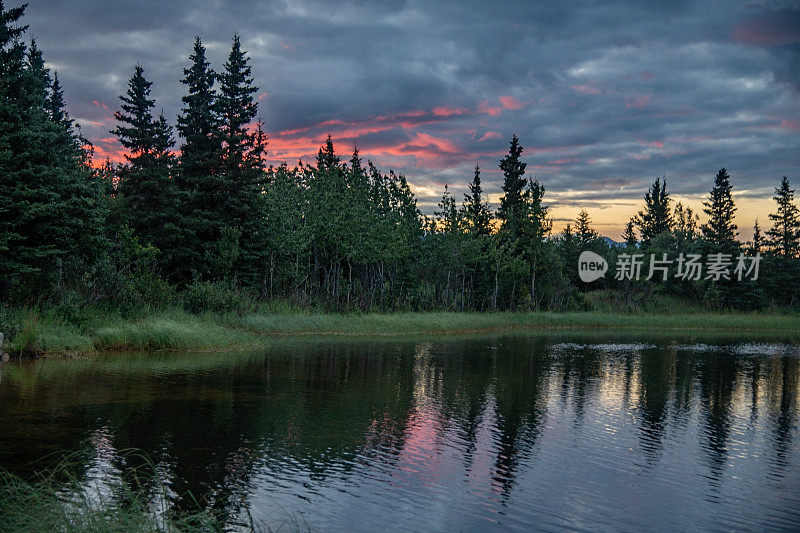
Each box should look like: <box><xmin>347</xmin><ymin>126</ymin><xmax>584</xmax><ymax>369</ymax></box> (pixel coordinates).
<box><xmin>24</xmin><ymin>0</ymin><xmax>800</xmax><ymax>238</ymax></box>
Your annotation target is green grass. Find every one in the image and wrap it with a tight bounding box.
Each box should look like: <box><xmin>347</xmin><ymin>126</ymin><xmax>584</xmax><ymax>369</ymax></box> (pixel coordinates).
<box><xmin>2</xmin><ymin>304</ymin><xmax>798</xmax><ymax>357</ymax></box>
<box><xmin>0</xmin><ymin>451</ymin><xmax>302</xmax><ymax>533</ymax></box>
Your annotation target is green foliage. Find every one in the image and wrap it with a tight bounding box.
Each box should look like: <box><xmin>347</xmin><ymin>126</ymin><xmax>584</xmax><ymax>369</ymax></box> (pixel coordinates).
<box><xmin>497</xmin><ymin>134</ymin><xmax>528</xmax><ymax>240</ymax></box>
<box><xmin>701</xmin><ymin>167</ymin><xmax>738</xmax><ymax>250</ymax></box>
<box><xmin>462</xmin><ymin>165</ymin><xmax>492</xmax><ymax>236</ymax></box>
<box><xmin>111</xmin><ymin>65</ymin><xmax>180</xmax><ymax>265</ymax></box>
<box><xmin>1</xmin><ymin>3</ymin><xmax>799</xmax><ymax>322</ymax></box>
<box><xmin>635</xmin><ymin>177</ymin><xmax>673</xmax><ymax>246</ymax></box>
<box><xmin>0</xmin><ymin>4</ymin><xmax>107</xmax><ymax>300</ymax></box>
<box><xmin>575</xmin><ymin>209</ymin><xmax>598</xmax><ymax>243</ymax></box>
<box><xmin>182</xmin><ymin>280</ymin><xmax>254</xmax><ymax>315</ymax></box>
<box><xmin>673</xmin><ymin>201</ymin><xmax>699</xmax><ymax>246</ymax></box>
<box><xmin>0</xmin><ymin>453</ymin><xmax>240</xmax><ymax>533</ymax></box>
<box><xmin>622</xmin><ymin>217</ymin><xmax>637</xmax><ymax>247</ymax></box>
<box><xmin>174</xmin><ymin>36</ymin><xmax>222</xmax><ymax>281</ymax></box>
<box><xmin>766</xmin><ymin>176</ymin><xmax>800</xmax><ymax>257</ymax></box>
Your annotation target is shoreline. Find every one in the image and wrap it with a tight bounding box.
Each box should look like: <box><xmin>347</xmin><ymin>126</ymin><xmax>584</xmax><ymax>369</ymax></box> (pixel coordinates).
<box><xmin>3</xmin><ymin>310</ymin><xmax>799</xmax><ymax>358</ymax></box>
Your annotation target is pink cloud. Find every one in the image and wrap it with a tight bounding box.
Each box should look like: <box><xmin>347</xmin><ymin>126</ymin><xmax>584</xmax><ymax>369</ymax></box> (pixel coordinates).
<box><xmin>779</xmin><ymin>119</ymin><xmax>800</xmax><ymax>132</ymax></box>
<box><xmin>624</xmin><ymin>94</ymin><xmax>652</xmax><ymax>109</ymax></box>
<box><xmin>499</xmin><ymin>95</ymin><xmax>524</xmax><ymax>110</ymax></box>
<box><xmin>432</xmin><ymin>106</ymin><xmax>469</xmax><ymax>117</ymax></box>
<box><xmin>476</xmin><ymin>100</ymin><xmax>503</xmax><ymax>116</ymax></box>
<box><xmin>570</xmin><ymin>83</ymin><xmax>604</xmax><ymax>96</ymax></box>
<box><xmin>637</xmin><ymin>139</ymin><xmax>664</xmax><ymax>148</ymax></box>
<box><xmin>478</xmin><ymin>131</ymin><xmax>502</xmax><ymax>142</ymax></box>
<box><xmin>732</xmin><ymin>17</ymin><xmax>800</xmax><ymax>46</ymax></box>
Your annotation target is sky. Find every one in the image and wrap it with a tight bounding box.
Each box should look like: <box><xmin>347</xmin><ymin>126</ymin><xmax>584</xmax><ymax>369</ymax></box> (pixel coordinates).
<box><xmin>24</xmin><ymin>0</ymin><xmax>800</xmax><ymax>239</ymax></box>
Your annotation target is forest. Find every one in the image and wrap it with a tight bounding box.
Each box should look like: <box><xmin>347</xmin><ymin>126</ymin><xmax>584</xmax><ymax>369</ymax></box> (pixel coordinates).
<box><xmin>2</xmin><ymin>1</ymin><xmax>800</xmax><ymax>327</ymax></box>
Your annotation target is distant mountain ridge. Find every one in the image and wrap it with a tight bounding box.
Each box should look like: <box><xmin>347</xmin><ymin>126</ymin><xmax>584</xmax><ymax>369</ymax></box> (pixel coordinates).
<box><xmin>601</xmin><ymin>236</ymin><xmax>625</xmax><ymax>247</ymax></box>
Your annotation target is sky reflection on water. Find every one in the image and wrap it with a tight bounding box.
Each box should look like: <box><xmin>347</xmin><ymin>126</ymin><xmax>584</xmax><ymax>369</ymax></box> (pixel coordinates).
<box><xmin>1</xmin><ymin>335</ymin><xmax>799</xmax><ymax>531</ymax></box>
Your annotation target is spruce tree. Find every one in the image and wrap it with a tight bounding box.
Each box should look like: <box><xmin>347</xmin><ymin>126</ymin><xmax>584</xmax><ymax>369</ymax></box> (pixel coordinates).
<box><xmin>497</xmin><ymin>134</ymin><xmax>528</xmax><ymax>240</ymax></box>
<box><xmin>47</xmin><ymin>72</ymin><xmax>69</xmax><ymax>127</ymax></box>
<box><xmin>212</xmin><ymin>34</ymin><xmax>267</xmax><ymax>284</ymax></box>
<box><xmin>635</xmin><ymin>177</ymin><xmax>673</xmax><ymax>246</ymax></box>
<box><xmin>766</xmin><ymin>176</ymin><xmax>800</xmax><ymax>257</ymax></box>
<box><xmin>218</xmin><ymin>34</ymin><xmax>258</xmax><ymax>179</ymax></box>
<box><xmin>112</xmin><ymin>65</ymin><xmax>179</xmax><ymax>261</ymax></box>
<box><xmin>701</xmin><ymin>167</ymin><xmax>738</xmax><ymax>250</ymax></box>
<box><xmin>435</xmin><ymin>185</ymin><xmax>460</xmax><ymax>234</ymax></box>
<box><xmin>673</xmin><ymin>201</ymin><xmax>698</xmax><ymax>245</ymax></box>
<box><xmin>0</xmin><ymin>1</ymin><xmax>26</xmax><ymax>100</ymax></box>
<box><xmin>177</xmin><ymin>37</ymin><xmax>220</xmax><ymax>192</ymax></box>
<box><xmin>522</xmin><ymin>179</ymin><xmax>552</xmax><ymax>306</ymax></box>
<box><xmin>462</xmin><ymin>165</ymin><xmax>491</xmax><ymax>236</ymax></box>
<box><xmin>575</xmin><ymin>209</ymin><xmax>597</xmax><ymax>243</ymax></box>
<box><xmin>348</xmin><ymin>143</ymin><xmax>364</xmax><ymax>182</ymax></box>
<box><xmin>22</xmin><ymin>39</ymin><xmax>48</xmax><ymax>107</ymax></box>
<box><xmin>623</xmin><ymin>217</ymin><xmax>637</xmax><ymax>247</ymax></box>
<box><xmin>0</xmin><ymin>4</ymin><xmax>106</xmax><ymax>297</ymax></box>
<box><xmin>174</xmin><ymin>37</ymin><xmax>222</xmax><ymax>280</ymax></box>
<box><xmin>750</xmin><ymin>219</ymin><xmax>763</xmax><ymax>254</ymax></box>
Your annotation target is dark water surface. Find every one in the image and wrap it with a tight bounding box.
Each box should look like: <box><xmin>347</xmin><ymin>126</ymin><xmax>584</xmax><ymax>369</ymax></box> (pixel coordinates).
<box><xmin>1</xmin><ymin>333</ymin><xmax>800</xmax><ymax>531</ymax></box>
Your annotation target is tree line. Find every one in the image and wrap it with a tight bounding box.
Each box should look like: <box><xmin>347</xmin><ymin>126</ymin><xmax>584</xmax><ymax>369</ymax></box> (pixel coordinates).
<box><xmin>1</xmin><ymin>2</ymin><xmax>799</xmax><ymax>314</ymax></box>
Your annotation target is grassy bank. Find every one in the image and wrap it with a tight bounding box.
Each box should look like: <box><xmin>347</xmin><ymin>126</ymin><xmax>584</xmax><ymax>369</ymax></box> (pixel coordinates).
<box><xmin>0</xmin><ymin>452</ymin><xmax>299</xmax><ymax>533</ymax></box>
<box><xmin>2</xmin><ymin>305</ymin><xmax>799</xmax><ymax>357</ymax></box>
<box><xmin>0</xmin><ymin>472</ymin><xmax>219</xmax><ymax>533</ymax></box>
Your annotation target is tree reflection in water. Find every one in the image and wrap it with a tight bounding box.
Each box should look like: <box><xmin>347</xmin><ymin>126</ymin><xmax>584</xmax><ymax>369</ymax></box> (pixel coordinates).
<box><xmin>1</xmin><ymin>334</ymin><xmax>798</xmax><ymax>531</ymax></box>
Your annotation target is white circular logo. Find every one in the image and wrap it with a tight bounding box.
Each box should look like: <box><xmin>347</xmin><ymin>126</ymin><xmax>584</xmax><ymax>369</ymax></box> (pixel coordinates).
<box><xmin>578</xmin><ymin>251</ymin><xmax>608</xmax><ymax>282</ymax></box>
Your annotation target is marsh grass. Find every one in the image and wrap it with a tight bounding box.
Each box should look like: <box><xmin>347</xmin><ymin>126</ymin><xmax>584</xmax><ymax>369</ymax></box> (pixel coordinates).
<box><xmin>1</xmin><ymin>303</ymin><xmax>798</xmax><ymax>357</ymax></box>
<box><xmin>0</xmin><ymin>451</ymin><xmax>304</xmax><ymax>533</ymax></box>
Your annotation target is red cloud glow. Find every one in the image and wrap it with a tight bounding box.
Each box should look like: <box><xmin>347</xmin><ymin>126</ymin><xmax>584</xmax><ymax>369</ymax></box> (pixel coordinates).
<box><xmin>625</xmin><ymin>94</ymin><xmax>652</xmax><ymax>109</ymax></box>
<box><xmin>570</xmin><ymin>83</ymin><xmax>604</xmax><ymax>96</ymax></box>
<box><xmin>732</xmin><ymin>16</ymin><xmax>800</xmax><ymax>46</ymax></box>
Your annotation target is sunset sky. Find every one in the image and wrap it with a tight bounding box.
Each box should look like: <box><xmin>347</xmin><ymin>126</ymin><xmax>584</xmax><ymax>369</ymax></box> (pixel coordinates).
<box><xmin>26</xmin><ymin>0</ymin><xmax>800</xmax><ymax>239</ymax></box>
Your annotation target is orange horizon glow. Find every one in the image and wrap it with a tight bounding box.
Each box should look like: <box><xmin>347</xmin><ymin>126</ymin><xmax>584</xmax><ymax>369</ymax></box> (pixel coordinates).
<box><xmin>84</xmin><ymin>96</ymin><xmax>791</xmax><ymax>242</ymax></box>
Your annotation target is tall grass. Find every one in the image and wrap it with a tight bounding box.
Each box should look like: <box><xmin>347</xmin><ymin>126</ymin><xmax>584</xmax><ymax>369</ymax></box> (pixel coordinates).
<box><xmin>0</xmin><ymin>308</ymin><xmax>94</xmax><ymax>357</ymax></box>
<box><xmin>2</xmin><ymin>305</ymin><xmax>798</xmax><ymax>357</ymax></box>
<box><xmin>0</xmin><ymin>451</ymin><xmax>303</xmax><ymax>533</ymax></box>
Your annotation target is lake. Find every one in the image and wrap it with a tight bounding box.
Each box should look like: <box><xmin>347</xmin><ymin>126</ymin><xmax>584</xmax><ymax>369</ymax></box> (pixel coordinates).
<box><xmin>1</xmin><ymin>333</ymin><xmax>799</xmax><ymax>531</ymax></box>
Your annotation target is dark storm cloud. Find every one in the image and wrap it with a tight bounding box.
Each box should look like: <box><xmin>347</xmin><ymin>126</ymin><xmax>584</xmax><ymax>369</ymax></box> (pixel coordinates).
<box><xmin>21</xmin><ymin>0</ymin><xmax>800</xmax><ymax>221</ymax></box>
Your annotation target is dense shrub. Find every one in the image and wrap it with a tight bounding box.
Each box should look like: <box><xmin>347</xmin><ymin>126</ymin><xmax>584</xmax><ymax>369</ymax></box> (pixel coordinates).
<box><xmin>182</xmin><ymin>281</ymin><xmax>255</xmax><ymax>315</ymax></box>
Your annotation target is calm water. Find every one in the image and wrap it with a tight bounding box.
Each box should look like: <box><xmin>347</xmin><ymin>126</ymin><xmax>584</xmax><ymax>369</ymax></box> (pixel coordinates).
<box><xmin>1</xmin><ymin>333</ymin><xmax>800</xmax><ymax>531</ymax></box>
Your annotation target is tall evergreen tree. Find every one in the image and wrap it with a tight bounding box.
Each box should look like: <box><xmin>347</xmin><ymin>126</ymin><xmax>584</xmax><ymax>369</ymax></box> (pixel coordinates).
<box><xmin>0</xmin><ymin>4</ymin><xmax>106</xmax><ymax>297</ymax></box>
<box><xmin>673</xmin><ymin>201</ymin><xmax>699</xmax><ymax>244</ymax></box>
<box><xmin>22</xmin><ymin>39</ymin><xmax>48</xmax><ymax>106</ymax></box>
<box><xmin>766</xmin><ymin>176</ymin><xmax>800</xmax><ymax>257</ymax></box>
<box><xmin>522</xmin><ymin>179</ymin><xmax>552</xmax><ymax>307</ymax></box>
<box><xmin>623</xmin><ymin>217</ymin><xmax>637</xmax><ymax>247</ymax></box>
<box><xmin>47</xmin><ymin>72</ymin><xmax>69</xmax><ymax>127</ymax></box>
<box><xmin>435</xmin><ymin>185</ymin><xmax>460</xmax><ymax>234</ymax></box>
<box><xmin>497</xmin><ymin>134</ymin><xmax>528</xmax><ymax>240</ymax></box>
<box><xmin>218</xmin><ymin>34</ymin><xmax>258</xmax><ymax>177</ymax></box>
<box><xmin>575</xmin><ymin>209</ymin><xmax>597</xmax><ymax>243</ymax></box>
<box><xmin>173</xmin><ymin>37</ymin><xmax>221</xmax><ymax>280</ymax></box>
<box><xmin>462</xmin><ymin>165</ymin><xmax>491</xmax><ymax>236</ymax></box>
<box><xmin>635</xmin><ymin>177</ymin><xmax>673</xmax><ymax>246</ymax></box>
<box><xmin>177</xmin><ymin>36</ymin><xmax>220</xmax><ymax>194</ymax></box>
<box><xmin>111</xmin><ymin>65</ymin><xmax>179</xmax><ymax>260</ymax></box>
<box><xmin>210</xmin><ymin>34</ymin><xmax>267</xmax><ymax>284</ymax></box>
<box><xmin>0</xmin><ymin>1</ymin><xmax>26</xmax><ymax>100</ymax></box>
<box><xmin>750</xmin><ymin>219</ymin><xmax>763</xmax><ymax>254</ymax></box>
<box><xmin>701</xmin><ymin>167</ymin><xmax>738</xmax><ymax>249</ymax></box>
